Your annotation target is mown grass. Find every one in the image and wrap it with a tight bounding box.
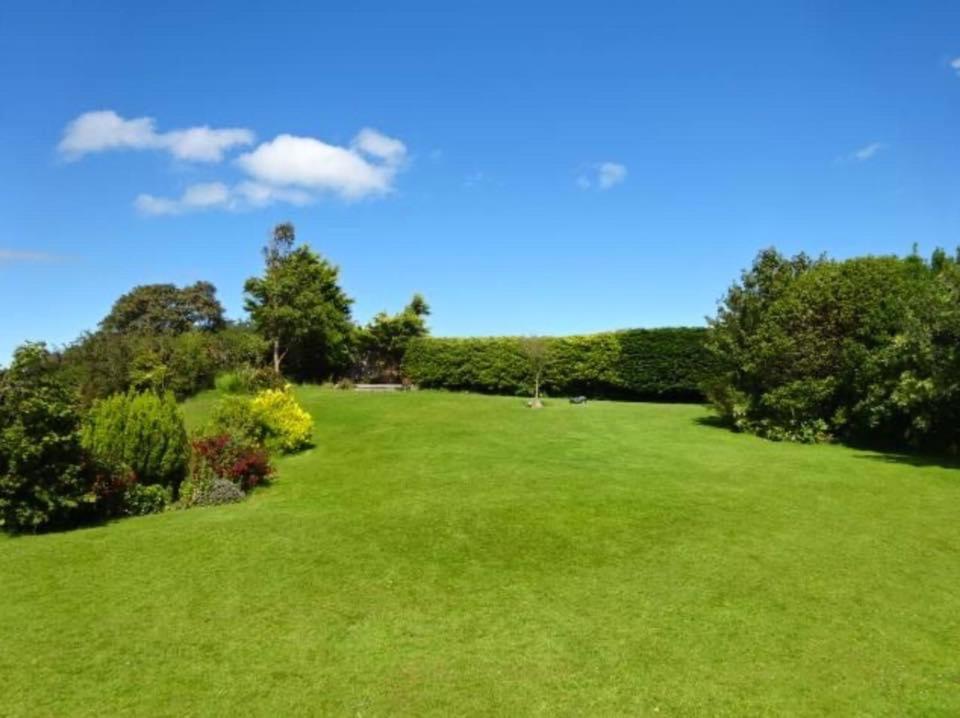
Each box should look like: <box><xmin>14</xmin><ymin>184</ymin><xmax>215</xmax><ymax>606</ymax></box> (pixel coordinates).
<box><xmin>2</xmin><ymin>387</ymin><xmax>959</xmax><ymax>716</ymax></box>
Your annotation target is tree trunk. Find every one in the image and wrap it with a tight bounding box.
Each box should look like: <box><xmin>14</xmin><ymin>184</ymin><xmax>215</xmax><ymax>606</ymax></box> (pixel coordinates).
<box><xmin>273</xmin><ymin>338</ymin><xmax>281</xmax><ymax>375</ymax></box>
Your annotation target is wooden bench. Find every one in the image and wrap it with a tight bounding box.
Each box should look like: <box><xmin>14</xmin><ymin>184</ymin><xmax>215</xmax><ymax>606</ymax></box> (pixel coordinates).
<box><xmin>354</xmin><ymin>383</ymin><xmax>406</xmax><ymax>392</ymax></box>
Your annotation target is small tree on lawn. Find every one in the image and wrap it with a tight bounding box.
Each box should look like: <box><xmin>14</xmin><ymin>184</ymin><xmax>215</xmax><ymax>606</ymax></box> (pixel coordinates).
<box><xmin>520</xmin><ymin>336</ymin><xmax>551</xmax><ymax>409</ymax></box>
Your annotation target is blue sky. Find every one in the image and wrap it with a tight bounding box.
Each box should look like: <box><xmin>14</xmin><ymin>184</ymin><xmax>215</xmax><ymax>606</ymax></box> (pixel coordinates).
<box><xmin>1</xmin><ymin>1</ymin><xmax>959</xmax><ymax>363</ymax></box>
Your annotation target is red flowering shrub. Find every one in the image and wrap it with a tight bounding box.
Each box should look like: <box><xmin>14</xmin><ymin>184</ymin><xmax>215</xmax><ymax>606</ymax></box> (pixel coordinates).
<box><xmin>190</xmin><ymin>433</ymin><xmax>272</xmax><ymax>492</ymax></box>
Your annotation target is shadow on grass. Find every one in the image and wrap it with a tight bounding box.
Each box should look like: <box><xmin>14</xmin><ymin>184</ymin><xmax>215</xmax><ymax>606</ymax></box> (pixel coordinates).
<box><xmin>850</xmin><ymin>450</ymin><xmax>960</xmax><ymax>472</ymax></box>
<box><xmin>692</xmin><ymin>414</ymin><xmax>960</xmax><ymax>472</ymax></box>
<box><xmin>693</xmin><ymin>415</ymin><xmax>730</xmax><ymax>430</ymax></box>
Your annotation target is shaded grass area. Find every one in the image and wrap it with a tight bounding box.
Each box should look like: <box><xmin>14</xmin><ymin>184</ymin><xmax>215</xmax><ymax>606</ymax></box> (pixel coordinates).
<box><xmin>1</xmin><ymin>388</ymin><xmax>959</xmax><ymax>715</ymax></box>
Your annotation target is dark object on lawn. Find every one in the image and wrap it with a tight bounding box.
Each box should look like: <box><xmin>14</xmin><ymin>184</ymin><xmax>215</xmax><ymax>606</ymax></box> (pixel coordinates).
<box><xmin>570</xmin><ymin>396</ymin><xmax>587</xmax><ymax>405</ymax></box>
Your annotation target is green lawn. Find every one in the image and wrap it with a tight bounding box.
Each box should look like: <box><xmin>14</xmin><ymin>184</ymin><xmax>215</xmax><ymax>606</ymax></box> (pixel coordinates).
<box><xmin>2</xmin><ymin>388</ymin><xmax>959</xmax><ymax>716</ymax></box>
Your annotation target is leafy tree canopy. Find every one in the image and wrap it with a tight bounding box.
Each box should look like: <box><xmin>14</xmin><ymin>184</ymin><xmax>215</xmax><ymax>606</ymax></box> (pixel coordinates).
<box><xmin>100</xmin><ymin>281</ymin><xmax>226</xmax><ymax>335</ymax></box>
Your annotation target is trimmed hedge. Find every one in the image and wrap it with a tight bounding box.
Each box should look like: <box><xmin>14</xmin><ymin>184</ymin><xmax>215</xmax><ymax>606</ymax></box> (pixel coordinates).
<box><xmin>403</xmin><ymin>328</ymin><xmax>715</xmax><ymax>401</ymax></box>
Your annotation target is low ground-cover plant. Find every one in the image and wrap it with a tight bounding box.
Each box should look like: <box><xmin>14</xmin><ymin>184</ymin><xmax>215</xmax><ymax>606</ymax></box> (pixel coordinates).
<box><xmin>81</xmin><ymin>390</ymin><xmax>189</xmax><ymax>492</ymax></box>
<box><xmin>194</xmin><ymin>478</ymin><xmax>245</xmax><ymax>506</ymax></box>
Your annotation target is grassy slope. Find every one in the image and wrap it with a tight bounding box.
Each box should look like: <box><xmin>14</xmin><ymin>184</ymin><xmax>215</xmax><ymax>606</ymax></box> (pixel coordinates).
<box><xmin>1</xmin><ymin>388</ymin><xmax>959</xmax><ymax>716</ymax></box>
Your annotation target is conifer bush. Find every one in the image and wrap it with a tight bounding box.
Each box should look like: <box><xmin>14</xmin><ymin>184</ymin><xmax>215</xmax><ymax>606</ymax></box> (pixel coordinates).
<box><xmin>81</xmin><ymin>390</ymin><xmax>189</xmax><ymax>492</ymax></box>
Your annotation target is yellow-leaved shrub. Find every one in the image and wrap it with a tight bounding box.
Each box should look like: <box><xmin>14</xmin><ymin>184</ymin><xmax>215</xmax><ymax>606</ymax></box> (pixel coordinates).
<box><xmin>250</xmin><ymin>387</ymin><xmax>313</xmax><ymax>453</ymax></box>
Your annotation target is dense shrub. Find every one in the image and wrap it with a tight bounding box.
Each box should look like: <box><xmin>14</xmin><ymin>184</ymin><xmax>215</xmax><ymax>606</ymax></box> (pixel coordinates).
<box><xmin>215</xmin><ymin>370</ymin><xmax>250</xmax><ymax>394</ymax></box>
<box><xmin>403</xmin><ymin>328</ymin><xmax>714</xmax><ymax>401</ymax></box>
<box><xmin>81</xmin><ymin>391</ymin><xmax>189</xmax><ymax>491</ymax></box>
<box><xmin>705</xmin><ymin>247</ymin><xmax>960</xmax><ymax>451</ymax></box>
<box><xmin>0</xmin><ymin>343</ymin><xmax>94</xmax><ymax>532</ymax></box>
<box><xmin>214</xmin><ymin>365</ymin><xmax>286</xmax><ymax>395</ymax></box>
<box><xmin>250</xmin><ymin>388</ymin><xmax>313</xmax><ymax>452</ymax></box>
<box><xmin>122</xmin><ymin>484</ymin><xmax>170</xmax><ymax>516</ymax></box>
<box><xmin>88</xmin><ymin>460</ymin><xmax>168</xmax><ymax>518</ymax></box>
<box><xmin>210</xmin><ymin>395</ymin><xmax>265</xmax><ymax>445</ymax></box>
<box><xmin>209</xmin><ymin>387</ymin><xmax>312</xmax><ymax>454</ymax></box>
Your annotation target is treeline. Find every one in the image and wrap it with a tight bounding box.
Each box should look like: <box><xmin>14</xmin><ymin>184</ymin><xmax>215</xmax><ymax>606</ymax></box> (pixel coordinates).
<box><xmin>404</xmin><ymin>328</ymin><xmax>715</xmax><ymax>401</ymax></box>
<box><xmin>30</xmin><ymin>223</ymin><xmax>429</xmax><ymax>404</ymax></box>
<box><xmin>704</xmin><ymin>247</ymin><xmax>960</xmax><ymax>452</ymax></box>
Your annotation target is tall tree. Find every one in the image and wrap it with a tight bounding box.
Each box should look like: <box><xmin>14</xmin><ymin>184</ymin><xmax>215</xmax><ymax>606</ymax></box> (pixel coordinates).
<box><xmin>244</xmin><ymin>223</ymin><xmax>354</xmax><ymax>378</ymax></box>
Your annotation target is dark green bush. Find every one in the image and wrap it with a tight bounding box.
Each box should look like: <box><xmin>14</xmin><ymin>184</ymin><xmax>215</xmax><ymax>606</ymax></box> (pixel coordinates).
<box><xmin>705</xmin><ymin>247</ymin><xmax>960</xmax><ymax>451</ymax></box>
<box><xmin>122</xmin><ymin>484</ymin><xmax>170</xmax><ymax>516</ymax></box>
<box><xmin>81</xmin><ymin>391</ymin><xmax>189</xmax><ymax>491</ymax></box>
<box><xmin>403</xmin><ymin>328</ymin><xmax>714</xmax><ymax>401</ymax></box>
<box><xmin>0</xmin><ymin>343</ymin><xmax>94</xmax><ymax>533</ymax></box>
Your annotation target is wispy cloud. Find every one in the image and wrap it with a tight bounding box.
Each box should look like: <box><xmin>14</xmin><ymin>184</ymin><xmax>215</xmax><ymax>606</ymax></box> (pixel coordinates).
<box><xmin>951</xmin><ymin>57</ymin><xmax>960</xmax><ymax>76</ymax></box>
<box><xmin>59</xmin><ymin>110</ymin><xmax>254</xmax><ymax>162</ymax></box>
<box><xmin>835</xmin><ymin>142</ymin><xmax>886</xmax><ymax>164</ymax></box>
<box><xmin>0</xmin><ymin>249</ymin><xmax>64</xmax><ymax>263</ymax></box>
<box><xmin>577</xmin><ymin>162</ymin><xmax>627</xmax><ymax>190</ymax></box>
<box><xmin>851</xmin><ymin>142</ymin><xmax>885</xmax><ymax>161</ymax></box>
<box><xmin>135</xmin><ymin>180</ymin><xmax>315</xmax><ymax>216</ymax></box>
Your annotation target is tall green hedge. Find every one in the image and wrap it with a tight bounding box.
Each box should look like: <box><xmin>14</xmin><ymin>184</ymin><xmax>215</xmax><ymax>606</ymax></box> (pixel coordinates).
<box><xmin>403</xmin><ymin>328</ymin><xmax>715</xmax><ymax>401</ymax></box>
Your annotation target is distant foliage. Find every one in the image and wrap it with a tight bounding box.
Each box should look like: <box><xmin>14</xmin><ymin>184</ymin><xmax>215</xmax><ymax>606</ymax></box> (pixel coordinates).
<box><xmin>356</xmin><ymin>294</ymin><xmax>430</xmax><ymax>382</ymax></box>
<box><xmin>214</xmin><ymin>365</ymin><xmax>286</xmax><ymax>395</ymax></box>
<box><xmin>704</xmin><ymin>247</ymin><xmax>960</xmax><ymax>451</ymax></box>
<box><xmin>60</xmin><ymin>324</ymin><xmax>268</xmax><ymax>403</ymax></box>
<box><xmin>250</xmin><ymin>388</ymin><xmax>313</xmax><ymax>453</ymax></box>
<box><xmin>81</xmin><ymin>391</ymin><xmax>189</xmax><ymax>491</ymax></box>
<box><xmin>403</xmin><ymin>328</ymin><xmax>714</xmax><ymax>401</ymax></box>
<box><xmin>0</xmin><ymin>343</ymin><xmax>94</xmax><ymax>533</ymax></box>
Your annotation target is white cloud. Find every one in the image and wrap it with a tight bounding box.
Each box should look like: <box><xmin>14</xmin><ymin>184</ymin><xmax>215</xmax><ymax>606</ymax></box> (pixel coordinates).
<box><xmin>235</xmin><ymin>128</ymin><xmax>406</xmax><ymax>200</ymax></box>
<box><xmin>233</xmin><ymin>181</ymin><xmax>314</xmax><ymax>208</ymax></box>
<box><xmin>135</xmin><ymin>182</ymin><xmax>232</xmax><ymax>215</ymax></box>
<box><xmin>162</xmin><ymin>126</ymin><xmax>255</xmax><ymax>162</ymax></box>
<box><xmin>135</xmin><ymin>180</ymin><xmax>316</xmax><ymax>216</ymax></box>
<box><xmin>0</xmin><ymin>249</ymin><xmax>63</xmax><ymax>263</ymax></box>
<box><xmin>59</xmin><ymin>110</ymin><xmax>254</xmax><ymax>162</ymax></box>
<box><xmin>578</xmin><ymin>161</ymin><xmax>627</xmax><ymax>190</ymax></box>
<box><xmin>352</xmin><ymin>127</ymin><xmax>407</xmax><ymax>164</ymax></box>
<box><xmin>951</xmin><ymin>57</ymin><xmax>960</xmax><ymax>76</ymax></box>
<box><xmin>59</xmin><ymin>112</ymin><xmax>408</xmax><ymax>213</ymax></box>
